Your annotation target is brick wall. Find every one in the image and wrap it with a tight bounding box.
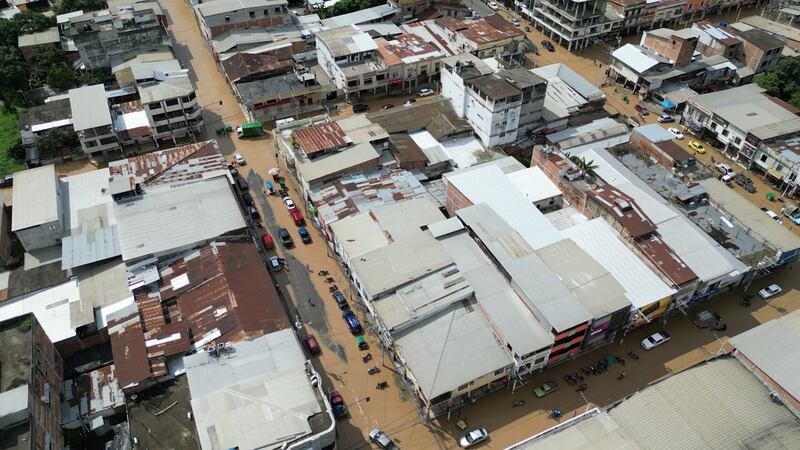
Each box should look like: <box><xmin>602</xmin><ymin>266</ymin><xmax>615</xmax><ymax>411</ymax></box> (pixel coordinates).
<box><xmin>31</xmin><ymin>316</ymin><xmax>64</xmax><ymax>450</ymax></box>
<box><xmin>444</xmin><ymin>179</ymin><xmax>474</xmax><ymax>216</ymax></box>
<box><xmin>629</xmin><ymin>132</ymin><xmax>673</xmax><ymax>168</ymax></box>
<box><xmin>643</xmin><ymin>33</ymin><xmax>694</xmax><ymax>67</ymax></box>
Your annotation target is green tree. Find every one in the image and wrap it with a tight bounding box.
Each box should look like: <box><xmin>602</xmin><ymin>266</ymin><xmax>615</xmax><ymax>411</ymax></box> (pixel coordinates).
<box><xmin>47</xmin><ymin>66</ymin><xmax>77</xmax><ymax>91</ymax></box>
<box><xmin>755</xmin><ymin>58</ymin><xmax>800</xmax><ymax>109</ymax></box>
<box><xmin>29</xmin><ymin>46</ymin><xmax>69</xmax><ymax>87</ymax></box>
<box><xmin>54</xmin><ymin>0</ymin><xmax>107</xmax><ymax>15</ymax></box>
<box><xmin>36</xmin><ymin>128</ymin><xmax>79</xmax><ymax>159</ymax></box>
<box><xmin>0</xmin><ymin>20</ymin><xmax>18</xmax><ymax>47</ymax></box>
<box><xmin>0</xmin><ymin>46</ymin><xmax>29</xmax><ymax>93</ymax></box>
<box><xmin>11</xmin><ymin>11</ymin><xmax>55</xmax><ymax>35</ymax></box>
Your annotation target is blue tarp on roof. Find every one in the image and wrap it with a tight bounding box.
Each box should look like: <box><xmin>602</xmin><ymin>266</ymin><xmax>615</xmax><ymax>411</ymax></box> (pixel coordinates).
<box><xmin>661</xmin><ymin>99</ymin><xmax>676</xmax><ymax>109</ymax></box>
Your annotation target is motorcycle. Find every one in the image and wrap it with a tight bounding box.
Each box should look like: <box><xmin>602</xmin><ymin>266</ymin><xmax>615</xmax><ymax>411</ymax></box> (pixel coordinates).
<box><xmin>376</xmin><ymin>381</ymin><xmax>388</xmax><ymax>389</ymax></box>
<box><xmin>368</xmin><ymin>366</ymin><xmax>380</xmax><ymax>375</ymax></box>
<box><xmin>325</xmin><ymin>277</ymin><xmax>335</xmax><ymax>284</ymax></box>
<box><xmin>328</xmin><ymin>285</ymin><xmax>339</xmax><ymax>293</ymax></box>
<box><xmin>627</xmin><ymin>351</ymin><xmax>640</xmax><ymax>360</ymax></box>
<box><xmin>617</xmin><ymin>371</ymin><xmax>626</xmax><ymax>380</ymax></box>
<box><xmin>362</xmin><ymin>353</ymin><xmax>372</xmax><ymax>363</ymax></box>
<box><xmin>575</xmin><ymin>384</ymin><xmax>588</xmax><ymax>392</ymax></box>
<box><xmin>317</xmin><ymin>270</ymin><xmax>329</xmax><ymax>276</ymax></box>
<box><xmin>512</xmin><ymin>400</ymin><xmax>526</xmax><ymax>407</ymax></box>
<box><xmin>564</xmin><ymin>375</ymin><xmax>576</xmax><ymax>385</ymax></box>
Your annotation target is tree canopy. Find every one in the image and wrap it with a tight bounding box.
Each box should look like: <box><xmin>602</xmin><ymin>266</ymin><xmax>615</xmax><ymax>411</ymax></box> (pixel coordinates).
<box><xmin>54</xmin><ymin>0</ymin><xmax>107</xmax><ymax>15</ymax></box>
<box><xmin>317</xmin><ymin>0</ymin><xmax>384</xmax><ymax>19</ymax></box>
<box><xmin>755</xmin><ymin>58</ymin><xmax>800</xmax><ymax>109</ymax></box>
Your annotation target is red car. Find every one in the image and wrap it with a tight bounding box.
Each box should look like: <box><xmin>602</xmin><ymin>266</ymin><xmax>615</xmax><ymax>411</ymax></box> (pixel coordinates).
<box><xmin>304</xmin><ymin>335</ymin><xmax>320</xmax><ymax>355</ymax></box>
<box><xmin>261</xmin><ymin>232</ymin><xmax>274</xmax><ymax>250</ymax></box>
<box><xmin>328</xmin><ymin>389</ymin><xmax>348</xmax><ymax>419</ymax></box>
<box><xmin>290</xmin><ymin>208</ymin><xmax>305</xmax><ymax>226</ymax></box>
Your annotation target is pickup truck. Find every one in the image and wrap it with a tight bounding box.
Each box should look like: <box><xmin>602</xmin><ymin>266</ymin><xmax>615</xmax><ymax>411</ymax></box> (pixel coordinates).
<box><xmin>734</xmin><ymin>173</ymin><xmax>756</xmax><ymax>193</ymax></box>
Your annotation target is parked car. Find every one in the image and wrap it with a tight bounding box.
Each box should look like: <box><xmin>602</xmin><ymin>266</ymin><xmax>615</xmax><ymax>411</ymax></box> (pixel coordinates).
<box><xmin>353</xmin><ymin>103</ymin><xmax>369</xmax><ymax>113</ymax></box>
<box><xmin>298</xmin><ymin>226</ymin><xmax>312</xmax><ymax>244</ymax></box>
<box><xmin>332</xmin><ymin>290</ymin><xmax>349</xmax><ymax>309</ymax></box>
<box><xmin>641</xmin><ymin>331</ymin><xmax>671</xmax><ymax>350</ymax></box>
<box><xmin>290</xmin><ymin>208</ymin><xmax>305</xmax><ymax>226</ymax></box>
<box><xmin>246</xmin><ymin>206</ymin><xmax>260</xmax><ymax>221</ymax></box>
<box><xmin>758</xmin><ymin>283</ymin><xmax>782</xmax><ymax>299</ymax></box>
<box><xmin>540</xmin><ymin>40</ymin><xmax>555</xmax><ymax>52</ymax></box>
<box><xmin>734</xmin><ymin>173</ymin><xmax>757</xmax><ymax>193</ymax></box>
<box><xmin>762</xmin><ymin>208</ymin><xmax>782</xmax><ymax>223</ymax></box>
<box><xmin>242</xmin><ymin>192</ymin><xmax>254</xmax><ymax>207</ymax></box>
<box><xmin>534</xmin><ymin>380</ymin><xmax>559</xmax><ymax>398</ymax></box>
<box><xmin>368</xmin><ymin>429</ymin><xmax>395</xmax><ymax>449</ymax></box>
<box><xmin>261</xmin><ymin>232</ymin><xmax>274</xmax><ymax>250</ymax></box>
<box><xmin>657</xmin><ymin>114</ymin><xmax>674</xmax><ymax>123</ymax></box>
<box><xmin>342</xmin><ymin>310</ymin><xmax>362</xmax><ymax>334</ymax></box>
<box><xmin>511</xmin><ymin>17</ymin><xmax>520</xmax><ymax>26</ymax></box>
<box><xmin>667</xmin><ymin>127</ymin><xmax>683</xmax><ymax>140</ymax></box>
<box><xmin>418</xmin><ymin>88</ymin><xmax>434</xmax><ymax>97</ymax></box>
<box><xmin>715</xmin><ymin>163</ymin><xmax>735</xmax><ymax>176</ymax></box>
<box><xmin>488</xmin><ymin>1</ymin><xmax>498</xmax><ymax>10</ymax></box>
<box><xmin>233</xmin><ymin>153</ymin><xmax>246</xmax><ymax>165</ymax></box>
<box><xmin>0</xmin><ymin>175</ymin><xmax>13</xmax><ymax>188</ymax></box>
<box><xmin>329</xmin><ymin>389</ymin><xmax>348</xmax><ymax>419</ymax></box>
<box><xmin>278</xmin><ymin>228</ymin><xmax>293</xmax><ymax>247</ymax></box>
<box><xmin>304</xmin><ymin>335</ymin><xmax>321</xmax><ymax>355</ymax></box>
<box><xmin>634</xmin><ymin>104</ymin><xmax>649</xmax><ymax>115</ymax></box>
<box><xmin>269</xmin><ymin>255</ymin><xmax>282</xmax><ymax>272</ymax></box>
<box><xmin>381</xmin><ymin>104</ymin><xmax>394</xmax><ymax>110</ymax></box>
<box><xmin>283</xmin><ymin>196</ymin><xmax>296</xmax><ymax>209</ymax></box>
<box><xmin>460</xmin><ymin>428</ymin><xmax>489</xmax><ymax>448</ymax></box>
<box><xmin>688</xmin><ymin>140</ymin><xmax>706</xmax><ymax>154</ymax></box>
<box><xmin>235</xmin><ymin>175</ymin><xmax>249</xmax><ymax>191</ymax></box>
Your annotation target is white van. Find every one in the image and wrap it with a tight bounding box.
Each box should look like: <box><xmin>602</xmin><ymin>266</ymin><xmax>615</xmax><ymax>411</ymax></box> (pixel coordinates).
<box><xmin>715</xmin><ymin>163</ymin><xmax>735</xmax><ymax>176</ymax></box>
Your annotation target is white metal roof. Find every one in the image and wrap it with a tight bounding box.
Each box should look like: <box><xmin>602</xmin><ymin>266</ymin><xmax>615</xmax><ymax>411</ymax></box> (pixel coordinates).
<box><xmin>393</xmin><ymin>300</ymin><xmax>513</xmax><ymax>400</ymax></box>
<box><xmin>507</xmin><ymin>167</ymin><xmax>562</xmax><ymax>204</ymax></box>
<box><xmin>185</xmin><ymin>329</ymin><xmax>322</xmax><ymax>450</ymax></box>
<box><xmin>320</xmin><ymin>4</ymin><xmax>396</xmax><ymax>29</ymax></box>
<box><xmin>195</xmin><ymin>0</ymin><xmax>286</xmax><ymax>17</ymax></box>
<box><xmin>11</xmin><ymin>165</ymin><xmax>60</xmax><ymax>231</ymax></box>
<box><xmin>0</xmin><ymin>280</ymin><xmax>81</xmax><ymax>343</ymax></box>
<box><xmin>316</xmin><ymin>25</ymin><xmax>377</xmax><ymax>57</ymax></box>
<box><xmin>612</xmin><ymin>44</ymin><xmax>660</xmax><ymax>73</ymax></box>
<box><xmin>114</xmin><ymin>177</ymin><xmax>246</xmax><ymax>261</ymax></box>
<box><xmin>633</xmin><ymin>124</ymin><xmax>673</xmax><ymax>143</ymax></box>
<box><xmin>700</xmin><ymin>178</ymin><xmax>800</xmax><ymax>253</ymax></box>
<box><xmin>445</xmin><ymin>163</ymin><xmax>563</xmax><ymax>251</ymax></box>
<box><xmin>730</xmin><ymin>310</ymin><xmax>800</xmax><ymax>410</ymax></box>
<box><xmin>562</xmin><ymin>218</ymin><xmax>675</xmax><ymax>309</ymax></box>
<box><xmin>68</xmin><ymin>84</ymin><xmax>112</xmax><ymax>131</ymax></box>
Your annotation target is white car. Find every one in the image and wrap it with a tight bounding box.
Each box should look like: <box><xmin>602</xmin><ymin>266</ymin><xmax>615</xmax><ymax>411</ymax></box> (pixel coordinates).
<box><xmin>368</xmin><ymin>429</ymin><xmax>395</xmax><ymax>449</ymax></box>
<box><xmin>758</xmin><ymin>284</ymin><xmax>782</xmax><ymax>299</ymax></box>
<box><xmin>511</xmin><ymin>17</ymin><xmax>520</xmax><ymax>26</ymax></box>
<box><xmin>283</xmin><ymin>196</ymin><xmax>296</xmax><ymax>210</ymax></box>
<box><xmin>488</xmin><ymin>1</ymin><xmax>498</xmax><ymax>10</ymax></box>
<box><xmin>667</xmin><ymin>127</ymin><xmax>684</xmax><ymax>140</ymax></box>
<box><xmin>715</xmin><ymin>163</ymin><xmax>735</xmax><ymax>176</ymax></box>
<box><xmin>418</xmin><ymin>88</ymin><xmax>434</xmax><ymax>97</ymax></box>
<box><xmin>641</xmin><ymin>331</ymin><xmax>671</xmax><ymax>351</ymax></box>
<box><xmin>460</xmin><ymin>428</ymin><xmax>489</xmax><ymax>448</ymax></box>
<box><xmin>233</xmin><ymin>153</ymin><xmax>246</xmax><ymax>165</ymax></box>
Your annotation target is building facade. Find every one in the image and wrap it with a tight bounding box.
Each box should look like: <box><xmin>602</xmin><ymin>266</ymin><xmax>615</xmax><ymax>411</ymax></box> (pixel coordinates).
<box><xmin>194</xmin><ymin>0</ymin><xmax>290</xmax><ymax>40</ymax></box>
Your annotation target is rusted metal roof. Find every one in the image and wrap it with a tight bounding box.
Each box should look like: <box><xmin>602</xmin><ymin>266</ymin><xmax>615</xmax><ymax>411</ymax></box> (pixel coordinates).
<box><xmin>61</xmin><ymin>364</ymin><xmax>125</xmax><ymax>425</ymax></box>
<box><xmin>436</xmin><ymin>15</ymin><xmax>522</xmax><ymax>45</ymax></box>
<box><xmin>221</xmin><ymin>53</ymin><xmax>293</xmax><ymax>84</ymax></box>
<box><xmin>107</xmin><ymin>308</ymin><xmax>151</xmax><ymax>390</ymax></box>
<box><xmin>158</xmin><ymin>241</ymin><xmax>289</xmax><ymax>349</ymax></box>
<box><xmin>292</xmin><ymin>121</ymin><xmax>348</xmax><ymax>155</ymax></box>
<box><xmin>589</xmin><ymin>186</ymin><xmax>657</xmax><ymax>238</ymax></box>
<box><xmin>136</xmin><ymin>290</ymin><xmax>166</xmax><ymax>331</ymax></box>
<box><xmin>635</xmin><ymin>234</ymin><xmax>698</xmax><ymax>286</ymax></box>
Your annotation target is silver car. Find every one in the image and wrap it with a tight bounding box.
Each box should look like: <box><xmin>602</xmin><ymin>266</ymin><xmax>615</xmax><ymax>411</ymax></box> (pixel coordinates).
<box><xmin>368</xmin><ymin>428</ymin><xmax>395</xmax><ymax>449</ymax></box>
<box><xmin>460</xmin><ymin>428</ymin><xmax>488</xmax><ymax>448</ymax></box>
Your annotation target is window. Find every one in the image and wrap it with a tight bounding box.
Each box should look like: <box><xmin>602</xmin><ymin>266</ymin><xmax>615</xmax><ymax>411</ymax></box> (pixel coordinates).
<box><xmin>274</xmin><ymin>7</ymin><xmax>280</xmax><ymax>12</ymax></box>
<box><xmin>734</xmin><ymin>137</ymin><xmax>741</xmax><ymax>145</ymax></box>
<box><xmin>376</xmin><ymin>73</ymin><xmax>385</xmax><ymax>81</ymax></box>
<box><xmin>347</xmin><ymin>80</ymin><xmax>358</xmax><ymax>87</ymax></box>
<box><xmin>493</xmin><ymin>368</ymin><xmax>506</xmax><ymax>376</ymax></box>
<box><xmin>721</xmin><ymin>129</ymin><xmax>729</xmax><ymax>136</ymax></box>
<box><xmin>534</xmin><ymin>356</ymin><xmax>546</xmax><ymax>364</ymax></box>
<box><xmin>249</xmin><ymin>11</ymin><xmax>255</xmax><ymax>18</ymax></box>
<box><xmin>363</xmin><ymin>77</ymin><xmax>373</xmax><ymax>85</ymax></box>
<box><xmin>148</xmin><ymin>102</ymin><xmax>161</xmax><ymax>111</ymax></box>
<box><xmin>777</xmin><ymin>164</ymin><xmax>785</xmax><ymax>172</ymax></box>
<box><xmin>225</xmin><ymin>16</ymin><xmax>230</xmax><ymax>22</ymax></box>
<box><xmin>760</xmin><ymin>154</ymin><xmax>768</xmax><ymax>162</ymax></box>
<box><xmin>458</xmin><ymin>383</ymin><xmax>469</xmax><ymax>391</ymax></box>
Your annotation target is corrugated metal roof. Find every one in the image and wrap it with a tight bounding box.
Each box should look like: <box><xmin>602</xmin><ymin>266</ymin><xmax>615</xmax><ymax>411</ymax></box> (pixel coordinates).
<box><xmin>114</xmin><ymin>177</ymin><xmax>246</xmax><ymax>261</ymax></box>
<box><xmin>612</xmin><ymin>44</ymin><xmax>660</xmax><ymax>74</ymax></box>
<box><xmin>195</xmin><ymin>0</ymin><xmax>286</xmax><ymax>17</ymax></box>
<box><xmin>320</xmin><ymin>4</ymin><xmax>396</xmax><ymax>28</ymax></box>
<box><xmin>11</xmin><ymin>165</ymin><xmax>60</xmax><ymax>231</ymax></box>
<box><xmin>588</xmin><ymin>185</ymin><xmax>657</xmax><ymax>238</ymax></box>
<box><xmin>60</xmin><ymin>364</ymin><xmax>125</xmax><ymax>425</ymax></box>
<box><xmin>730</xmin><ymin>310</ymin><xmax>800</xmax><ymax>409</ymax></box>
<box><xmin>292</xmin><ymin>121</ymin><xmax>348</xmax><ymax>155</ymax></box>
<box><xmin>107</xmin><ymin>304</ymin><xmax>151</xmax><ymax>389</ymax></box>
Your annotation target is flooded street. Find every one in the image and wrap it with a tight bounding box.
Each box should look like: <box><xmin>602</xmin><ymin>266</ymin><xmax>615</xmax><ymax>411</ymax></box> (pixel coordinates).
<box><xmin>159</xmin><ymin>1</ymin><xmax>799</xmax><ymax>448</ymax></box>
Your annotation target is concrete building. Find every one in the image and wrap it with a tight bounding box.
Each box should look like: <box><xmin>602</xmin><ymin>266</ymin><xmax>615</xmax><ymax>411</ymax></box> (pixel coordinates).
<box><xmin>137</xmin><ymin>72</ymin><xmax>203</xmax><ymax>144</ymax></box>
<box><xmin>738</xmin><ymin>28</ymin><xmax>785</xmax><ymax>74</ymax></box>
<box><xmin>426</xmin><ymin>15</ymin><xmax>526</xmax><ymax>62</ymax></box>
<box><xmin>69</xmin><ymin>84</ymin><xmax>120</xmax><ymax>156</ymax></box>
<box><xmin>607</xmin><ymin>0</ymin><xmax>645</xmax><ymax>35</ymax></box>
<box><xmin>17</xmin><ymin>27</ymin><xmax>60</xmax><ymax>61</ymax></box>
<box><xmin>11</xmin><ymin>165</ymin><xmax>63</xmax><ymax>252</ymax></box>
<box><xmin>194</xmin><ymin>0</ymin><xmax>290</xmax><ymax>40</ymax></box>
<box><xmin>730</xmin><ymin>310</ymin><xmax>800</xmax><ymax>419</ymax></box>
<box><xmin>184</xmin><ymin>330</ymin><xmax>336</xmax><ymax>449</ymax></box>
<box><xmin>693</xmin><ymin>20</ymin><xmax>743</xmax><ymax>59</ymax></box>
<box><xmin>507</xmin><ymin>358</ymin><xmax>800</xmax><ymax>449</ymax></box>
<box><xmin>520</xmin><ymin>0</ymin><xmax>620</xmax><ymax>52</ymax></box>
<box><xmin>0</xmin><ymin>314</ymin><xmax>64</xmax><ymax>450</ymax></box>
<box><xmin>236</xmin><ymin>71</ymin><xmax>323</xmax><ymax>125</ymax></box>
<box><xmin>315</xmin><ymin>25</ymin><xmax>387</xmax><ymax>100</ymax></box>
<box><xmin>641</xmin><ymin>27</ymin><xmax>700</xmax><ymax>67</ymax></box>
<box><xmin>734</xmin><ymin>15</ymin><xmax>800</xmax><ymax>52</ymax></box>
<box><xmin>531</xmin><ymin>63</ymin><xmax>606</xmax><ymax>131</ymax></box>
<box><xmin>683</xmin><ymin>84</ymin><xmax>800</xmax><ymax>167</ymax></box>
<box><xmin>640</xmin><ymin>0</ymin><xmax>683</xmax><ymax>31</ymax></box>
<box><xmin>441</xmin><ymin>54</ymin><xmax>546</xmax><ymax>147</ymax></box>
<box><xmin>375</xmin><ymin>33</ymin><xmax>445</xmax><ymax>94</ymax></box>
<box><xmin>60</xmin><ymin>2</ymin><xmax>171</xmax><ymax>69</ymax></box>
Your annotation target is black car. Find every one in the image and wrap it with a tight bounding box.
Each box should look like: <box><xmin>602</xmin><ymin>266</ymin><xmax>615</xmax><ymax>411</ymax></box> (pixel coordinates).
<box><xmin>343</xmin><ymin>310</ymin><xmax>362</xmax><ymax>334</ymax></box>
<box><xmin>0</xmin><ymin>175</ymin><xmax>13</xmax><ymax>188</ymax></box>
<box><xmin>332</xmin><ymin>291</ymin><xmax>349</xmax><ymax>310</ymax></box>
<box><xmin>247</xmin><ymin>206</ymin><xmax>260</xmax><ymax>221</ymax></box>
<box><xmin>242</xmin><ymin>192</ymin><xmax>254</xmax><ymax>207</ymax></box>
<box><xmin>353</xmin><ymin>103</ymin><xmax>369</xmax><ymax>113</ymax></box>
<box><xmin>541</xmin><ymin>40</ymin><xmax>555</xmax><ymax>52</ymax></box>
<box><xmin>278</xmin><ymin>228</ymin><xmax>293</xmax><ymax>247</ymax></box>
<box><xmin>235</xmin><ymin>175</ymin><xmax>249</xmax><ymax>191</ymax></box>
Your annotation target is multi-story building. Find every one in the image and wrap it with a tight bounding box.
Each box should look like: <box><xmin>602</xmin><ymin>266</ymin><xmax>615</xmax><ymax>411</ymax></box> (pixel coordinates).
<box><xmin>69</xmin><ymin>84</ymin><xmax>121</xmax><ymax>156</ymax></box>
<box><xmin>641</xmin><ymin>0</ymin><xmax>683</xmax><ymax>31</ymax></box>
<box><xmin>640</xmin><ymin>28</ymin><xmax>699</xmax><ymax>67</ymax></box>
<box><xmin>316</xmin><ymin>25</ymin><xmax>388</xmax><ymax>100</ymax></box>
<box><xmin>683</xmin><ymin>84</ymin><xmax>800</xmax><ymax>167</ymax></box>
<box><xmin>236</xmin><ymin>71</ymin><xmax>324</xmax><ymax>125</ymax></box>
<box><xmin>521</xmin><ymin>0</ymin><xmax>619</xmax><ymax>52</ymax></box>
<box><xmin>375</xmin><ymin>33</ymin><xmax>445</xmax><ymax>94</ymax></box>
<box><xmin>441</xmin><ymin>54</ymin><xmax>546</xmax><ymax>147</ymax></box>
<box><xmin>692</xmin><ymin>20</ymin><xmax>743</xmax><ymax>59</ymax></box>
<box><xmin>427</xmin><ymin>15</ymin><xmax>527</xmax><ymax>62</ymax></box>
<box><xmin>60</xmin><ymin>2</ymin><xmax>171</xmax><ymax>69</ymax></box>
<box><xmin>138</xmin><ymin>73</ymin><xmax>203</xmax><ymax>145</ymax></box>
<box><xmin>194</xmin><ymin>0</ymin><xmax>290</xmax><ymax>40</ymax></box>
<box><xmin>10</xmin><ymin>165</ymin><xmax>64</xmax><ymax>252</ymax></box>
<box><xmin>737</xmin><ymin>29</ymin><xmax>784</xmax><ymax>74</ymax></box>
<box><xmin>0</xmin><ymin>314</ymin><xmax>64</xmax><ymax>450</ymax></box>
<box><xmin>607</xmin><ymin>0</ymin><xmax>646</xmax><ymax>35</ymax></box>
